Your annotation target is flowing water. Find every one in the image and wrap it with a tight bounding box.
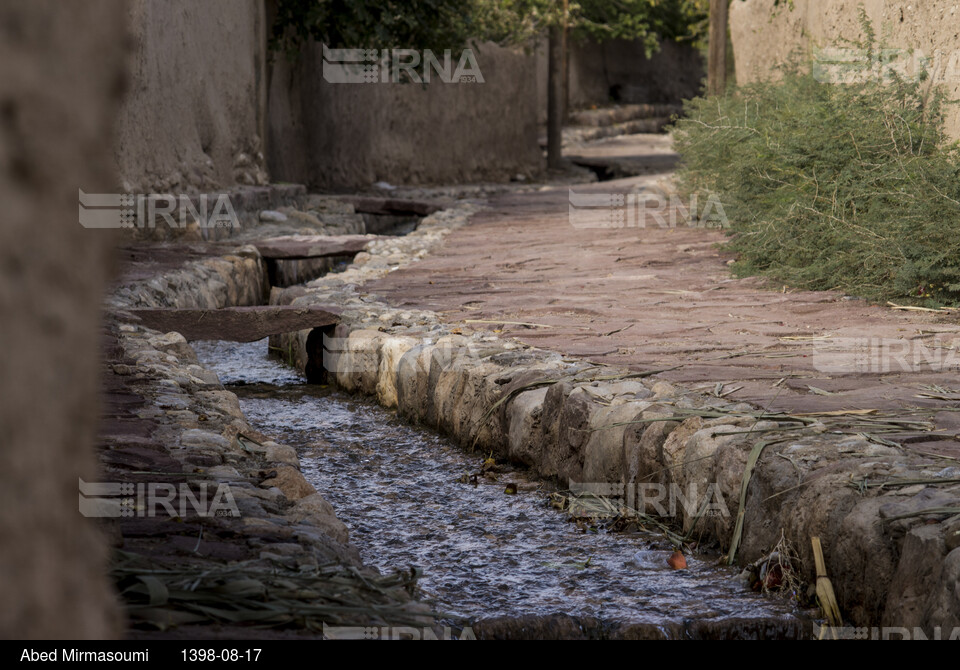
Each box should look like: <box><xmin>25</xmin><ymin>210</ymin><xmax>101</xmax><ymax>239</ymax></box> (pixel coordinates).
<box><xmin>194</xmin><ymin>339</ymin><xmax>806</xmax><ymax>638</ymax></box>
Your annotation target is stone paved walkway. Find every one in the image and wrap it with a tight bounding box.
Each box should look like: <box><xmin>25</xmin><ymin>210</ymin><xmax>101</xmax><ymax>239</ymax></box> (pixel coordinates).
<box><xmin>367</xmin><ymin>138</ymin><xmax>960</xmax><ymax>457</ymax></box>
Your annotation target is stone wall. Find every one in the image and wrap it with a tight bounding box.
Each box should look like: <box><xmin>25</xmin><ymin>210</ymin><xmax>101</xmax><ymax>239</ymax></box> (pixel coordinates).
<box><xmin>730</xmin><ymin>0</ymin><xmax>960</xmax><ymax>141</ymax></box>
<box><xmin>0</xmin><ymin>0</ymin><xmax>126</xmax><ymax>638</ymax></box>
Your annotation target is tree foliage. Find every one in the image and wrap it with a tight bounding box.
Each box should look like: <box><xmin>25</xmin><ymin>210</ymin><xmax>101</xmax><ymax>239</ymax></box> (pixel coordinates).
<box><xmin>270</xmin><ymin>0</ymin><xmax>708</xmax><ymax>58</ymax></box>
<box><xmin>270</xmin><ymin>0</ymin><xmax>484</xmax><ymax>58</ymax></box>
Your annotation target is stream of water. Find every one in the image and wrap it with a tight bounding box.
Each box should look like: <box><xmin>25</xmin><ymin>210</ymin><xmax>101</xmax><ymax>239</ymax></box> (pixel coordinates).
<box><xmin>194</xmin><ymin>339</ymin><xmax>804</xmax><ymax>637</ymax></box>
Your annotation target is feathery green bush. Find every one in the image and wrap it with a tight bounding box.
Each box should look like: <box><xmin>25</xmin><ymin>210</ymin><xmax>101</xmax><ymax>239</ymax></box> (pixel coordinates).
<box><xmin>672</xmin><ymin>18</ymin><xmax>960</xmax><ymax>306</ymax></box>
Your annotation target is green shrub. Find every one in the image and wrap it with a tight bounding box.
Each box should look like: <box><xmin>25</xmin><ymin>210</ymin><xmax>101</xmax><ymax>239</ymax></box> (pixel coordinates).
<box><xmin>671</xmin><ymin>25</ymin><xmax>960</xmax><ymax>306</ymax></box>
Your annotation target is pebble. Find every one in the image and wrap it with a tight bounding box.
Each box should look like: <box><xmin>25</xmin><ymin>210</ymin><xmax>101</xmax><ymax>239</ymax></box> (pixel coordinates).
<box><xmin>259</xmin><ymin>210</ymin><xmax>288</xmax><ymax>222</ymax></box>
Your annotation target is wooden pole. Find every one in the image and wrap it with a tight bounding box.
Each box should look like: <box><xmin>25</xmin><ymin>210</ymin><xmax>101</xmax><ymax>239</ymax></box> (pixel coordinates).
<box><xmin>547</xmin><ymin>23</ymin><xmax>564</xmax><ymax>168</ymax></box>
<box><xmin>708</xmin><ymin>0</ymin><xmax>729</xmax><ymax>96</ymax></box>
<box><xmin>562</xmin><ymin>0</ymin><xmax>570</xmax><ymax>121</ymax></box>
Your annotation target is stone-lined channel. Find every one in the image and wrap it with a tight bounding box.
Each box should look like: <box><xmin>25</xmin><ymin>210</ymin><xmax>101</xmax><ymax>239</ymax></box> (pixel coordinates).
<box><xmin>194</xmin><ymin>338</ymin><xmax>806</xmax><ymax>638</ymax></box>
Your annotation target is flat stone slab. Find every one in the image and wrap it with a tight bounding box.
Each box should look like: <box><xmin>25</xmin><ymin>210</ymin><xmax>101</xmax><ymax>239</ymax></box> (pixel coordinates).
<box><xmin>253</xmin><ymin>234</ymin><xmax>380</xmax><ymax>260</ymax></box>
<box><xmin>128</xmin><ymin>305</ymin><xmax>340</xmax><ymax>342</ymax></box>
<box><xmin>334</xmin><ymin>196</ymin><xmax>440</xmax><ymax>217</ymax></box>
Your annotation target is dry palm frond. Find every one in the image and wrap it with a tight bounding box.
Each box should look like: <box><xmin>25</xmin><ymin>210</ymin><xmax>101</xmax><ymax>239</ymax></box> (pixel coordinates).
<box><xmin>727</xmin><ymin>440</ymin><xmax>778</xmax><ymax>565</ymax></box>
<box><xmin>811</xmin><ymin>536</ymin><xmax>842</xmax><ymax>630</ymax></box>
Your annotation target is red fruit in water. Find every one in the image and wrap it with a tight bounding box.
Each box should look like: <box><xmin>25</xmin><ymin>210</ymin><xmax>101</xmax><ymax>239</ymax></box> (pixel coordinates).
<box><xmin>763</xmin><ymin>563</ymin><xmax>784</xmax><ymax>590</ymax></box>
<box><xmin>667</xmin><ymin>551</ymin><xmax>687</xmax><ymax>570</ymax></box>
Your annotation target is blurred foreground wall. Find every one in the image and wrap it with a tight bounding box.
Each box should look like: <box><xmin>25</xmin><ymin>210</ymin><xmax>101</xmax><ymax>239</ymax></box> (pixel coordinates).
<box><xmin>730</xmin><ymin>0</ymin><xmax>960</xmax><ymax>141</ymax></box>
<box><xmin>0</xmin><ymin>0</ymin><xmax>126</xmax><ymax>638</ymax></box>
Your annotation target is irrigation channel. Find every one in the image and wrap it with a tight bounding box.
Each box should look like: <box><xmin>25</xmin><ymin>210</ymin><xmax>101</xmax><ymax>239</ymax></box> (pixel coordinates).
<box><xmin>194</xmin><ymin>338</ymin><xmax>809</xmax><ymax>639</ymax></box>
